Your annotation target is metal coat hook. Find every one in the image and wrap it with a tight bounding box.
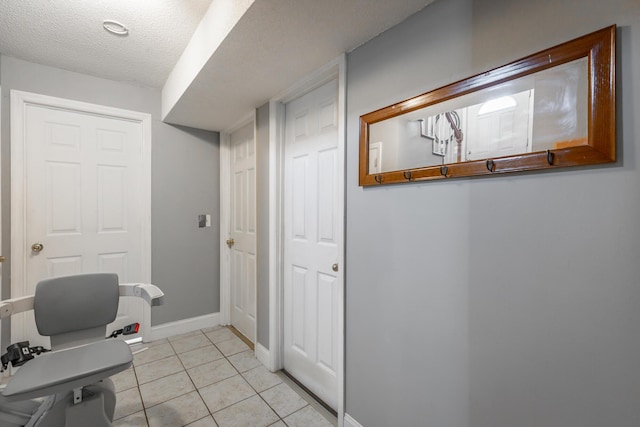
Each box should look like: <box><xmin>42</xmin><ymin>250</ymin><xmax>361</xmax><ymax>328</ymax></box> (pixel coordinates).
<box><xmin>403</xmin><ymin>171</ymin><xmax>412</xmax><ymax>180</ymax></box>
<box><xmin>440</xmin><ymin>166</ymin><xmax>448</xmax><ymax>177</ymax></box>
<box><xmin>486</xmin><ymin>159</ymin><xmax>495</xmax><ymax>172</ymax></box>
<box><xmin>547</xmin><ymin>150</ymin><xmax>555</xmax><ymax>165</ymax></box>
<box><xmin>374</xmin><ymin>174</ymin><xmax>383</xmax><ymax>184</ymax></box>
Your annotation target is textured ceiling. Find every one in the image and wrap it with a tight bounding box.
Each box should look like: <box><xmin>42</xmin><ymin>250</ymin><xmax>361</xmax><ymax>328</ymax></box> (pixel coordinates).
<box><xmin>0</xmin><ymin>0</ymin><xmax>437</xmax><ymax>131</ymax></box>
<box><xmin>164</xmin><ymin>0</ymin><xmax>437</xmax><ymax>131</ymax></box>
<box><xmin>0</xmin><ymin>0</ymin><xmax>212</xmax><ymax>88</ymax></box>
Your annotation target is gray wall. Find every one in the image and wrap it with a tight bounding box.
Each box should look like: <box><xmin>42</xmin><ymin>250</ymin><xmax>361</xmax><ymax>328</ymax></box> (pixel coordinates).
<box><xmin>346</xmin><ymin>1</ymin><xmax>640</xmax><ymax>427</ymax></box>
<box><xmin>151</xmin><ymin>124</ymin><xmax>220</xmax><ymax>325</ymax></box>
<box><xmin>256</xmin><ymin>102</ymin><xmax>271</xmax><ymax>348</ymax></box>
<box><xmin>0</xmin><ymin>56</ymin><xmax>220</xmax><ymax>329</ymax></box>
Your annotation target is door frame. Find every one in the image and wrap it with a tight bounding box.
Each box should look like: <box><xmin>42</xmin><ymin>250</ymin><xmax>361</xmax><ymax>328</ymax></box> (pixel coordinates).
<box><xmin>0</xmin><ymin>84</ymin><xmax>3</xmax><ymax>348</ymax></box>
<box><xmin>266</xmin><ymin>55</ymin><xmax>346</xmax><ymax>425</ymax></box>
<box><xmin>219</xmin><ymin>111</ymin><xmax>257</xmax><ymax>342</ymax></box>
<box><xmin>10</xmin><ymin>90</ymin><xmax>152</xmax><ymax>341</ymax></box>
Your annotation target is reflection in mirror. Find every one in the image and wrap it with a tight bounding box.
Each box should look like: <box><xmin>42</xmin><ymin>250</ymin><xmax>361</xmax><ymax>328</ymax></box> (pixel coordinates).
<box><xmin>368</xmin><ymin>58</ymin><xmax>588</xmax><ymax>174</ymax></box>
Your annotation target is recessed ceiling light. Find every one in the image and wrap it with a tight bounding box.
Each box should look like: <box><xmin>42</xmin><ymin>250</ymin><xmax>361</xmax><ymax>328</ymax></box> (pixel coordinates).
<box><xmin>103</xmin><ymin>20</ymin><xmax>129</xmax><ymax>36</ymax></box>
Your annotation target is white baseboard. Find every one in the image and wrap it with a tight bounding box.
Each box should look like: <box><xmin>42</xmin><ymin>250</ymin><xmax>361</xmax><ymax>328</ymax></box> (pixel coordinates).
<box><xmin>149</xmin><ymin>312</ymin><xmax>220</xmax><ymax>341</ymax></box>
<box><xmin>344</xmin><ymin>413</ymin><xmax>364</xmax><ymax>427</ymax></box>
<box><xmin>255</xmin><ymin>342</ymin><xmax>275</xmax><ymax>371</ymax></box>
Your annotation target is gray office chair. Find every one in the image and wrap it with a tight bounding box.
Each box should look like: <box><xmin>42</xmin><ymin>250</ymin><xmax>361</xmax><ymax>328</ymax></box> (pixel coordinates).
<box><xmin>0</xmin><ymin>273</ymin><xmax>164</xmax><ymax>427</ymax></box>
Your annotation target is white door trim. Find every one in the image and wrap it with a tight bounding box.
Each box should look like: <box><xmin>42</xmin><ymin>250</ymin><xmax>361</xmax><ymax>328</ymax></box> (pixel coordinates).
<box><xmin>219</xmin><ymin>133</ymin><xmax>231</xmax><ymax>326</ymax></box>
<box><xmin>268</xmin><ymin>54</ymin><xmax>346</xmax><ymax>426</ymax></box>
<box><xmin>10</xmin><ymin>90</ymin><xmax>152</xmax><ymax>339</ymax></box>
<box><xmin>264</xmin><ymin>99</ymin><xmax>284</xmax><ymax>372</ymax></box>
<box><xmin>219</xmin><ymin>112</ymin><xmax>257</xmax><ymax>334</ymax></box>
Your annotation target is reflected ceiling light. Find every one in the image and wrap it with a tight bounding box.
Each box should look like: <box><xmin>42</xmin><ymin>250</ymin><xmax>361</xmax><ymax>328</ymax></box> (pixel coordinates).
<box><xmin>478</xmin><ymin>96</ymin><xmax>517</xmax><ymax>115</ymax></box>
<box><xmin>103</xmin><ymin>20</ymin><xmax>129</xmax><ymax>36</ymax></box>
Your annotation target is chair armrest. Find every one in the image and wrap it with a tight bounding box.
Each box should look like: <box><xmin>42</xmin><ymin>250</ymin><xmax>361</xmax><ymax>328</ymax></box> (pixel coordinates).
<box><xmin>119</xmin><ymin>283</ymin><xmax>164</xmax><ymax>307</ymax></box>
<box><xmin>0</xmin><ymin>296</ymin><xmax>35</xmax><ymax>319</ymax></box>
<box><xmin>1</xmin><ymin>283</ymin><xmax>164</xmax><ymax>320</ymax></box>
<box><xmin>2</xmin><ymin>339</ymin><xmax>132</xmax><ymax>401</ymax></box>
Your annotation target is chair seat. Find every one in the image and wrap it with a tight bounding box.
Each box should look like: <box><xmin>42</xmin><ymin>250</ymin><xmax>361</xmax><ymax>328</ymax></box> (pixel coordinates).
<box><xmin>1</xmin><ymin>340</ymin><xmax>132</xmax><ymax>402</ymax></box>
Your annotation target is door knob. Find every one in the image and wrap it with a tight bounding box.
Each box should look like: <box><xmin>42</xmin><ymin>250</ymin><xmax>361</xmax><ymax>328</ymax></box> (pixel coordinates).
<box><xmin>31</xmin><ymin>243</ymin><xmax>44</xmax><ymax>253</ymax></box>
<box><xmin>332</xmin><ymin>263</ymin><xmax>339</xmax><ymax>272</ymax></box>
<box><xmin>226</xmin><ymin>238</ymin><xmax>235</xmax><ymax>248</ymax></box>
<box><xmin>0</xmin><ymin>256</ymin><xmax>5</xmax><ymax>263</ymax></box>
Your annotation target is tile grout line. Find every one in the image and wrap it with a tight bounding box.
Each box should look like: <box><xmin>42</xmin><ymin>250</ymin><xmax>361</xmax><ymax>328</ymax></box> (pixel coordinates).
<box><xmin>174</xmin><ymin>329</ymin><xmax>219</xmax><ymax>426</ymax></box>
<box><xmin>170</xmin><ymin>336</ymin><xmax>200</xmax><ymax>426</ymax></box>
<box><xmin>278</xmin><ymin>371</ymin><xmax>337</xmax><ymax>425</ymax></box>
<box><xmin>166</xmin><ymin>328</ymin><xmax>280</xmax><ymax>426</ymax></box>
<box><xmin>137</xmin><ymin>342</ymin><xmax>183</xmax><ymax>422</ymax></box>
<box><xmin>129</xmin><ymin>334</ymin><xmax>210</xmax><ymax>424</ymax></box>
<box><xmin>232</xmin><ymin>362</ymin><xmax>297</xmax><ymax>426</ymax></box>
<box><xmin>219</xmin><ymin>326</ymin><xmax>298</xmax><ymax>425</ymax></box>
<box><xmin>198</xmin><ymin>327</ymin><xmax>297</xmax><ymax>426</ymax></box>
<box><xmin>200</xmin><ymin>327</ymin><xmax>291</xmax><ymax>426</ymax></box>
<box><xmin>120</xmin><ymin>328</ymin><xmax>328</xmax><ymax>427</ymax></box>
<box><xmin>130</xmin><ymin>362</ymin><xmax>151</xmax><ymax>426</ymax></box>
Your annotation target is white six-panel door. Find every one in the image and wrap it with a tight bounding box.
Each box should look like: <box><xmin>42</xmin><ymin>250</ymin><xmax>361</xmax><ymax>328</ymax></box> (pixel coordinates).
<box><xmin>466</xmin><ymin>90</ymin><xmax>534</xmax><ymax>161</ymax></box>
<box><xmin>12</xmin><ymin>98</ymin><xmax>148</xmax><ymax>348</ymax></box>
<box><xmin>284</xmin><ymin>79</ymin><xmax>340</xmax><ymax>410</ymax></box>
<box><xmin>229</xmin><ymin>122</ymin><xmax>257</xmax><ymax>342</ymax></box>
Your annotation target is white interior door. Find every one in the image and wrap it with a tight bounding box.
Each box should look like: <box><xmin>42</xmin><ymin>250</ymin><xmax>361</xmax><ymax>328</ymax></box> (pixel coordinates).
<box><xmin>466</xmin><ymin>90</ymin><xmax>534</xmax><ymax>161</ymax></box>
<box><xmin>12</xmin><ymin>96</ymin><xmax>149</xmax><ymax>348</ymax></box>
<box><xmin>283</xmin><ymin>79</ymin><xmax>340</xmax><ymax>410</ymax></box>
<box><xmin>229</xmin><ymin>121</ymin><xmax>257</xmax><ymax>342</ymax></box>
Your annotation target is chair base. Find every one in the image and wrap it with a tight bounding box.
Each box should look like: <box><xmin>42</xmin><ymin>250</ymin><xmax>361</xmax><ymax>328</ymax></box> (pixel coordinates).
<box><xmin>0</xmin><ymin>379</ymin><xmax>116</xmax><ymax>427</ymax></box>
<box><xmin>0</xmin><ymin>394</ymin><xmax>41</xmax><ymax>426</ymax></box>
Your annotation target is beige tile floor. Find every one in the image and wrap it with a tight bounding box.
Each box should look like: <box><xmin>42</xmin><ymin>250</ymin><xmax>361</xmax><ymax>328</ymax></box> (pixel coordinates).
<box><xmin>112</xmin><ymin>327</ymin><xmax>337</xmax><ymax>427</ymax></box>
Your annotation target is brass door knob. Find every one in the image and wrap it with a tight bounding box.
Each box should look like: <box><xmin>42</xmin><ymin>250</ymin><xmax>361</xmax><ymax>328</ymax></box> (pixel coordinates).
<box><xmin>31</xmin><ymin>243</ymin><xmax>44</xmax><ymax>253</ymax></box>
<box><xmin>0</xmin><ymin>256</ymin><xmax>5</xmax><ymax>263</ymax></box>
<box><xmin>226</xmin><ymin>238</ymin><xmax>235</xmax><ymax>248</ymax></box>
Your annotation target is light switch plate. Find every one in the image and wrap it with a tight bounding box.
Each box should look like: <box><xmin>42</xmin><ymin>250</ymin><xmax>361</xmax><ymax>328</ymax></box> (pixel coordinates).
<box><xmin>198</xmin><ymin>214</ymin><xmax>212</xmax><ymax>228</ymax></box>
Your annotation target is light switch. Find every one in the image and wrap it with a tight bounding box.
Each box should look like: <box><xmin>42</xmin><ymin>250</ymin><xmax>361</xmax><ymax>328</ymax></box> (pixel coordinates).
<box><xmin>198</xmin><ymin>214</ymin><xmax>212</xmax><ymax>228</ymax></box>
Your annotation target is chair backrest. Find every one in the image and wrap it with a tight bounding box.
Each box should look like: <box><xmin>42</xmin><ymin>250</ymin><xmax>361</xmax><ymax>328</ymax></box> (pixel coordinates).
<box><xmin>34</xmin><ymin>273</ymin><xmax>119</xmax><ymax>347</ymax></box>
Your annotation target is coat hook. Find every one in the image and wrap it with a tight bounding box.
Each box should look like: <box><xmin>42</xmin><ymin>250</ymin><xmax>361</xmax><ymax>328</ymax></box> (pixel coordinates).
<box><xmin>440</xmin><ymin>166</ymin><xmax>448</xmax><ymax>177</ymax></box>
<box><xmin>374</xmin><ymin>174</ymin><xmax>382</xmax><ymax>184</ymax></box>
<box><xmin>486</xmin><ymin>159</ymin><xmax>495</xmax><ymax>172</ymax></box>
<box><xmin>403</xmin><ymin>171</ymin><xmax>412</xmax><ymax>180</ymax></box>
<box><xmin>547</xmin><ymin>150</ymin><xmax>555</xmax><ymax>165</ymax></box>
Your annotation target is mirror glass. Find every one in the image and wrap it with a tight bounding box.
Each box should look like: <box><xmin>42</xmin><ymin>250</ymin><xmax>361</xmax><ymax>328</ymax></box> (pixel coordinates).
<box><xmin>368</xmin><ymin>58</ymin><xmax>588</xmax><ymax>174</ymax></box>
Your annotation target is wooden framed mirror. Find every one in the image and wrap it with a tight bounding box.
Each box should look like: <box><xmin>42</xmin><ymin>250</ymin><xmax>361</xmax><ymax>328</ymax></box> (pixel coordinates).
<box><xmin>359</xmin><ymin>25</ymin><xmax>616</xmax><ymax>186</ymax></box>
